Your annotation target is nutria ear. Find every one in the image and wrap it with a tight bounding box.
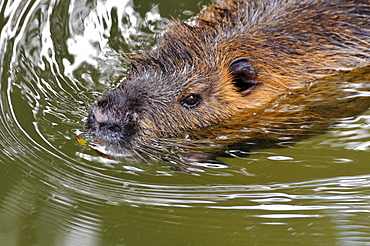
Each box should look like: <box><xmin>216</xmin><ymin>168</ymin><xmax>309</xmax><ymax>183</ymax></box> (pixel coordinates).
<box><xmin>229</xmin><ymin>57</ymin><xmax>259</xmax><ymax>95</ymax></box>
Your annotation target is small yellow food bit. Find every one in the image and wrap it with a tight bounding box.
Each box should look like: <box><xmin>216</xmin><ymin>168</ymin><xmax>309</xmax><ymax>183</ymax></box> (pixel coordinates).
<box><xmin>75</xmin><ymin>135</ymin><xmax>88</xmax><ymax>146</ymax></box>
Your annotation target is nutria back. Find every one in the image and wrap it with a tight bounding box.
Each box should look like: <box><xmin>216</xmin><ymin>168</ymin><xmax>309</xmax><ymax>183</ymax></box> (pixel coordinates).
<box><xmin>85</xmin><ymin>0</ymin><xmax>370</xmax><ymax>159</ymax></box>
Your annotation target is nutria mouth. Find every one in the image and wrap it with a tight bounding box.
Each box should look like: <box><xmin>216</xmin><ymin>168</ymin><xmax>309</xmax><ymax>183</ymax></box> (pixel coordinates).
<box><xmin>86</xmin><ymin>0</ymin><xmax>370</xmax><ymax>158</ymax></box>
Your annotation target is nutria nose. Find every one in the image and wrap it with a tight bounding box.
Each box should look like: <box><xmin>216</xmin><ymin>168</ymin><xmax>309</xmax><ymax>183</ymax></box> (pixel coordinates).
<box><xmin>107</xmin><ymin>124</ymin><xmax>123</xmax><ymax>138</ymax></box>
<box><xmin>99</xmin><ymin>122</ymin><xmax>124</xmax><ymax>138</ymax></box>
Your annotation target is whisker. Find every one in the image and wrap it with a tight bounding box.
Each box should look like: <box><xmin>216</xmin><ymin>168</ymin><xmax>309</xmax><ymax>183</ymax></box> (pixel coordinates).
<box><xmin>143</xmin><ymin>127</ymin><xmax>187</xmax><ymax>137</ymax></box>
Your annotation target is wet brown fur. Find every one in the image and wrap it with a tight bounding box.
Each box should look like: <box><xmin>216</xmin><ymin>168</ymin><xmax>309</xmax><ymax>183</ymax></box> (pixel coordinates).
<box><xmin>86</xmin><ymin>0</ymin><xmax>370</xmax><ymax>156</ymax></box>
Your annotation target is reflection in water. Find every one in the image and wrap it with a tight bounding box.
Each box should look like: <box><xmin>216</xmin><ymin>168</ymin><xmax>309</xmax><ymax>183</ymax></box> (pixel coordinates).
<box><xmin>0</xmin><ymin>0</ymin><xmax>370</xmax><ymax>245</ymax></box>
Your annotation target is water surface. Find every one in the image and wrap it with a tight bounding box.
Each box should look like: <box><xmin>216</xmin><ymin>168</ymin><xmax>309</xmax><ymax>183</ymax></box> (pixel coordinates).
<box><xmin>1</xmin><ymin>0</ymin><xmax>370</xmax><ymax>245</ymax></box>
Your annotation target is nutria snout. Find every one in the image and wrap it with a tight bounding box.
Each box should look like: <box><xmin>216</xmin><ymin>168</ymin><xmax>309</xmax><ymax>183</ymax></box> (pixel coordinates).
<box><xmin>87</xmin><ymin>85</ymin><xmax>145</xmax><ymax>148</ymax></box>
<box><xmin>86</xmin><ymin>0</ymin><xmax>370</xmax><ymax>158</ymax></box>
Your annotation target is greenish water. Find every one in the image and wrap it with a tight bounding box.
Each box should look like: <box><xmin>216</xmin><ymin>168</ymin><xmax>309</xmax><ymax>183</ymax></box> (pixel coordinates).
<box><xmin>1</xmin><ymin>0</ymin><xmax>370</xmax><ymax>245</ymax></box>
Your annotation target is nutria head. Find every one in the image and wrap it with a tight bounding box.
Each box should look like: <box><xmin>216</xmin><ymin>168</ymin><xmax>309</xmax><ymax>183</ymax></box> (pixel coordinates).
<box><xmin>86</xmin><ymin>36</ymin><xmax>264</xmax><ymax>150</ymax></box>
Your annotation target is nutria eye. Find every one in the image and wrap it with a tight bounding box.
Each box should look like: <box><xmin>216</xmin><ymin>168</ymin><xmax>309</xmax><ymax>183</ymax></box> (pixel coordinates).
<box><xmin>180</xmin><ymin>94</ymin><xmax>202</xmax><ymax>109</ymax></box>
<box><xmin>229</xmin><ymin>57</ymin><xmax>259</xmax><ymax>95</ymax></box>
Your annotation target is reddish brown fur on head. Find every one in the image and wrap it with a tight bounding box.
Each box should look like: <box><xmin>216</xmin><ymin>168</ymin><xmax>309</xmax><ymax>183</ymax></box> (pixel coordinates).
<box><xmin>86</xmin><ymin>0</ymin><xmax>370</xmax><ymax>155</ymax></box>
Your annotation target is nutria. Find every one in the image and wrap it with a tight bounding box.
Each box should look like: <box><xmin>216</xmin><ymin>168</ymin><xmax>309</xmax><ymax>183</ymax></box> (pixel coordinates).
<box><xmin>85</xmin><ymin>0</ymin><xmax>370</xmax><ymax>161</ymax></box>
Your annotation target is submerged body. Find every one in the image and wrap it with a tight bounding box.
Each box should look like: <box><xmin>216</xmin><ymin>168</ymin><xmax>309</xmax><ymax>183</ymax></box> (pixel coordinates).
<box><xmin>86</xmin><ymin>0</ymin><xmax>370</xmax><ymax>158</ymax></box>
